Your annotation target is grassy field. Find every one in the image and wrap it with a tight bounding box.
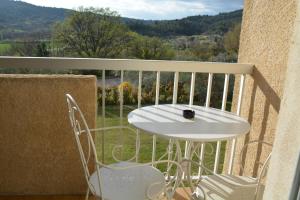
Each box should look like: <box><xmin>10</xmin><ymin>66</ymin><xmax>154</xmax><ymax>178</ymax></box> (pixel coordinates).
<box><xmin>94</xmin><ymin>105</ymin><xmax>226</xmax><ymax>175</ymax></box>
<box><xmin>0</xmin><ymin>42</ymin><xmax>11</xmax><ymax>54</ymax></box>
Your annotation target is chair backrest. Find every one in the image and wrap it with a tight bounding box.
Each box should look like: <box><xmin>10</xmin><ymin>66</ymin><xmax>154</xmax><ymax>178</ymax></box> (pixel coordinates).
<box><xmin>239</xmin><ymin>140</ymin><xmax>272</xmax><ymax>200</ymax></box>
<box><xmin>66</xmin><ymin>94</ymin><xmax>101</xmax><ymax>195</ymax></box>
<box><xmin>239</xmin><ymin>140</ymin><xmax>272</xmax><ymax>177</ymax></box>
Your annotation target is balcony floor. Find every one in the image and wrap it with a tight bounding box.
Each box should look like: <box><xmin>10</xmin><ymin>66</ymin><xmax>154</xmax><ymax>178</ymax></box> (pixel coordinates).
<box><xmin>0</xmin><ymin>188</ymin><xmax>191</xmax><ymax>200</ymax></box>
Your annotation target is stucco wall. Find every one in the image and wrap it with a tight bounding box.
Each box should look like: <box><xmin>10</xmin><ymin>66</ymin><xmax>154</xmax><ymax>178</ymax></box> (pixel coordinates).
<box><xmin>0</xmin><ymin>74</ymin><xmax>97</xmax><ymax>195</ymax></box>
<box><xmin>263</xmin><ymin>2</ymin><xmax>300</xmax><ymax>198</ymax></box>
<box><xmin>224</xmin><ymin>0</ymin><xmax>297</xmax><ymax>177</ymax></box>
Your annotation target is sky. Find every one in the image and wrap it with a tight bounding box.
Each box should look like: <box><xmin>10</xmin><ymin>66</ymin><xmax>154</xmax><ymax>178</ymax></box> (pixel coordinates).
<box><xmin>20</xmin><ymin>0</ymin><xmax>244</xmax><ymax>20</ymax></box>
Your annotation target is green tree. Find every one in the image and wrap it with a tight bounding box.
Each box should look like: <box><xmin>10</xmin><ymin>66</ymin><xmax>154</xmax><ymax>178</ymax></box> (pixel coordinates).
<box><xmin>36</xmin><ymin>42</ymin><xmax>50</xmax><ymax>57</ymax></box>
<box><xmin>53</xmin><ymin>7</ymin><xmax>130</xmax><ymax>58</ymax></box>
<box><xmin>224</xmin><ymin>23</ymin><xmax>241</xmax><ymax>56</ymax></box>
<box><xmin>127</xmin><ymin>32</ymin><xmax>175</xmax><ymax>60</ymax></box>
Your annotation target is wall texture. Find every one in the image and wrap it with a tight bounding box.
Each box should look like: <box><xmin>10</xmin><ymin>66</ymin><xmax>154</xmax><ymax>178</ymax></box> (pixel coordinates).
<box><xmin>0</xmin><ymin>75</ymin><xmax>97</xmax><ymax>195</ymax></box>
<box><xmin>263</xmin><ymin>2</ymin><xmax>300</xmax><ymax>198</ymax></box>
<box><xmin>224</xmin><ymin>0</ymin><xmax>297</xmax><ymax>177</ymax></box>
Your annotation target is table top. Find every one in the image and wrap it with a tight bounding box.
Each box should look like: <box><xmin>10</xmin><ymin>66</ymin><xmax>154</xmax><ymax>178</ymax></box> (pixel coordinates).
<box><xmin>128</xmin><ymin>104</ymin><xmax>250</xmax><ymax>142</ymax></box>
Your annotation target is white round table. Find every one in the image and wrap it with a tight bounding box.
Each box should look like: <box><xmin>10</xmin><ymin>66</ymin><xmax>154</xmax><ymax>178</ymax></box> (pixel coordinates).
<box><xmin>128</xmin><ymin>104</ymin><xmax>250</xmax><ymax>142</ymax></box>
<box><xmin>128</xmin><ymin>104</ymin><xmax>251</xmax><ymax>191</ymax></box>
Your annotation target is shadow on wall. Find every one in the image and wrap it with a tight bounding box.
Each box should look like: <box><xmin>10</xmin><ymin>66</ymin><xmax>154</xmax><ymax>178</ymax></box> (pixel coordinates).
<box><xmin>239</xmin><ymin>67</ymin><xmax>280</xmax><ymax>177</ymax></box>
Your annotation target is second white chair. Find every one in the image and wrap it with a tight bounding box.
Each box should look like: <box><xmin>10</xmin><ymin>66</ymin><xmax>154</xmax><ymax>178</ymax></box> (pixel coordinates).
<box><xmin>185</xmin><ymin>141</ymin><xmax>272</xmax><ymax>200</ymax></box>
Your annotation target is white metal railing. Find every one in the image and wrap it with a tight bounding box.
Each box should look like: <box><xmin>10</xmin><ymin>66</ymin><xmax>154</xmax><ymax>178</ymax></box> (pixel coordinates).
<box><xmin>0</xmin><ymin>56</ymin><xmax>253</xmax><ymax>175</ymax></box>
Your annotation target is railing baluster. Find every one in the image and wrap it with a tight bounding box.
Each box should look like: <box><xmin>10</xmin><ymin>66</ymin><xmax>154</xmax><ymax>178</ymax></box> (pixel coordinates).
<box><xmin>205</xmin><ymin>73</ymin><xmax>213</xmax><ymax>108</ymax></box>
<box><xmin>167</xmin><ymin>71</ymin><xmax>179</xmax><ymax>172</ymax></box>
<box><xmin>173</xmin><ymin>71</ymin><xmax>179</xmax><ymax>104</ymax></box>
<box><xmin>236</xmin><ymin>74</ymin><xmax>246</xmax><ymax>116</ymax></box>
<box><xmin>198</xmin><ymin>73</ymin><xmax>213</xmax><ymax>176</ymax></box>
<box><xmin>138</xmin><ymin>71</ymin><xmax>142</xmax><ymax>108</ymax></box>
<box><xmin>185</xmin><ymin>72</ymin><xmax>196</xmax><ymax>158</ymax></box>
<box><xmin>101</xmin><ymin>70</ymin><xmax>106</xmax><ymax>163</ymax></box>
<box><xmin>221</xmin><ymin>74</ymin><xmax>230</xmax><ymax>111</ymax></box>
<box><xmin>152</xmin><ymin>71</ymin><xmax>160</xmax><ymax>164</ymax></box>
<box><xmin>228</xmin><ymin>74</ymin><xmax>245</xmax><ymax>174</ymax></box>
<box><xmin>189</xmin><ymin>72</ymin><xmax>196</xmax><ymax>106</ymax></box>
<box><xmin>119</xmin><ymin>70</ymin><xmax>124</xmax><ymax>160</ymax></box>
<box><xmin>120</xmin><ymin>70</ymin><xmax>124</xmax><ymax>123</ymax></box>
<box><xmin>155</xmin><ymin>71</ymin><xmax>160</xmax><ymax>105</ymax></box>
<box><xmin>214</xmin><ymin>74</ymin><xmax>229</xmax><ymax>173</ymax></box>
<box><xmin>136</xmin><ymin>71</ymin><xmax>142</xmax><ymax>162</ymax></box>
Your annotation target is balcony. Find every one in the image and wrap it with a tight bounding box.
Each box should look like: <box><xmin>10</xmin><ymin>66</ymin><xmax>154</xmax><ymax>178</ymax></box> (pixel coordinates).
<box><xmin>0</xmin><ymin>56</ymin><xmax>259</xmax><ymax>199</ymax></box>
<box><xmin>0</xmin><ymin>0</ymin><xmax>299</xmax><ymax>198</ymax></box>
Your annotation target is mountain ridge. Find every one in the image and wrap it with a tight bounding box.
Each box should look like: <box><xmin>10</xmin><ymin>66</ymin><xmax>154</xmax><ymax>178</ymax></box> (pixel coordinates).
<box><xmin>0</xmin><ymin>0</ymin><xmax>243</xmax><ymax>40</ymax></box>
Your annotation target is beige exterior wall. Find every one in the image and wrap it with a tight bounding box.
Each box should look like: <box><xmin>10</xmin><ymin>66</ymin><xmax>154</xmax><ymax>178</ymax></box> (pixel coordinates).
<box><xmin>224</xmin><ymin>0</ymin><xmax>297</xmax><ymax>176</ymax></box>
<box><xmin>0</xmin><ymin>75</ymin><xmax>97</xmax><ymax>195</ymax></box>
<box><xmin>263</xmin><ymin>2</ymin><xmax>300</xmax><ymax>199</ymax></box>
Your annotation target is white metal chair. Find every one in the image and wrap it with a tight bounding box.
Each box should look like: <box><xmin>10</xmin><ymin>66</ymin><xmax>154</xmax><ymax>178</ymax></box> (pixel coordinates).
<box><xmin>65</xmin><ymin>94</ymin><xmax>183</xmax><ymax>200</ymax></box>
<box><xmin>185</xmin><ymin>140</ymin><xmax>272</xmax><ymax>200</ymax></box>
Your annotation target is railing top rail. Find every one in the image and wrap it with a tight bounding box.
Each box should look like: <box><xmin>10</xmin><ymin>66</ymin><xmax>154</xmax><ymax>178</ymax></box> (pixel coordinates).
<box><xmin>0</xmin><ymin>56</ymin><xmax>253</xmax><ymax>74</ymax></box>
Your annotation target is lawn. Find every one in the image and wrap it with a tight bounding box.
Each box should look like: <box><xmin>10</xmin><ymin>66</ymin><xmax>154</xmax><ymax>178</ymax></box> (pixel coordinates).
<box><xmin>0</xmin><ymin>43</ymin><xmax>11</xmax><ymax>54</ymax></box>
<box><xmin>94</xmin><ymin>105</ymin><xmax>226</xmax><ymax>175</ymax></box>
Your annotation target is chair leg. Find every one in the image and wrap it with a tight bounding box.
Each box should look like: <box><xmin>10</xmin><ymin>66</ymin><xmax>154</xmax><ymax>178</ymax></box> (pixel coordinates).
<box><xmin>85</xmin><ymin>187</ymin><xmax>90</xmax><ymax>200</ymax></box>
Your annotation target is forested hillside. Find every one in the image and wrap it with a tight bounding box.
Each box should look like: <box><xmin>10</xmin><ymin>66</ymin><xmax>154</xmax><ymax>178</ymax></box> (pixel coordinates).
<box><xmin>0</xmin><ymin>0</ymin><xmax>242</xmax><ymax>40</ymax></box>
<box><xmin>124</xmin><ymin>9</ymin><xmax>242</xmax><ymax>37</ymax></box>
<box><xmin>0</xmin><ymin>0</ymin><xmax>68</xmax><ymax>40</ymax></box>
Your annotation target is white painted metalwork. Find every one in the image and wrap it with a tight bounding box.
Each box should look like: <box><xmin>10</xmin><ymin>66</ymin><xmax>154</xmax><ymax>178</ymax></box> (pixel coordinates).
<box><xmin>155</xmin><ymin>71</ymin><xmax>160</xmax><ymax>105</ymax></box>
<box><xmin>189</xmin><ymin>72</ymin><xmax>196</xmax><ymax>106</ymax></box>
<box><xmin>128</xmin><ymin>104</ymin><xmax>250</xmax><ymax>197</ymax></box>
<box><xmin>228</xmin><ymin>74</ymin><xmax>246</xmax><ymax>175</ymax></box>
<box><xmin>222</xmin><ymin>74</ymin><xmax>230</xmax><ymax>111</ymax></box>
<box><xmin>120</xmin><ymin>70</ymin><xmax>124</xmax><ymax>121</ymax></box>
<box><xmin>138</xmin><ymin>71</ymin><xmax>142</xmax><ymax>108</ymax></box>
<box><xmin>228</xmin><ymin>139</ymin><xmax>237</xmax><ymax>175</ymax></box>
<box><xmin>213</xmin><ymin>74</ymin><xmax>230</xmax><ymax>173</ymax></box>
<box><xmin>236</xmin><ymin>74</ymin><xmax>246</xmax><ymax>116</ymax></box>
<box><xmin>136</xmin><ymin>71</ymin><xmax>142</xmax><ymax>163</ymax></box>
<box><xmin>66</xmin><ymin>94</ymin><xmax>184</xmax><ymax>200</ymax></box>
<box><xmin>152</xmin><ymin>71</ymin><xmax>160</xmax><ymax>165</ymax></box>
<box><xmin>205</xmin><ymin>73</ymin><xmax>213</xmax><ymax>108</ymax></box>
<box><xmin>0</xmin><ymin>56</ymin><xmax>254</xmax><ymax>74</ymax></box>
<box><xmin>168</xmin><ymin>71</ymin><xmax>179</xmax><ymax>172</ymax></box>
<box><xmin>101</xmin><ymin>70</ymin><xmax>106</xmax><ymax>163</ymax></box>
<box><xmin>185</xmin><ymin>72</ymin><xmax>196</xmax><ymax>158</ymax></box>
<box><xmin>172</xmin><ymin>71</ymin><xmax>179</xmax><ymax>104</ymax></box>
<box><xmin>119</xmin><ymin>70</ymin><xmax>125</xmax><ymax>160</ymax></box>
<box><xmin>214</xmin><ymin>144</ymin><xmax>222</xmax><ymax>174</ymax></box>
<box><xmin>189</xmin><ymin>140</ymin><xmax>272</xmax><ymax>200</ymax></box>
<box><xmin>128</xmin><ymin>104</ymin><xmax>250</xmax><ymax>142</ymax></box>
<box><xmin>198</xmin><ymin>73</ymin><xmax>213</xmax><ymax>176</ymax></box>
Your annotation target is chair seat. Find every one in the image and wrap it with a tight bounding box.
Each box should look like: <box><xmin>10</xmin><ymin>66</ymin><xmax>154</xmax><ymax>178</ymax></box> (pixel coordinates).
<box><xmin>89</xmin><ymin>162</ymin><xmax>166</xmax><ymax>200</ymax></box>
<box><xmin>194</xmin><ymin>174</ymin><xmax>261</xmax><ymax>200</ymax></box>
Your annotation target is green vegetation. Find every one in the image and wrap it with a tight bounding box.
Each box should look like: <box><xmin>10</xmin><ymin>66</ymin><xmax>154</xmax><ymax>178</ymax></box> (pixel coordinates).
<box><xmin>0</xmin><ymin>0</ymin><xmax>242</xmax><ymax>40</ymax></box>
<box><xmin>5</xmin><ymin>41</ymin><xmax>50</xmax><ymax>56</ymax></box>
<box><xmin>126</xmin><ymin>33</ymin><xmax>175</xmax><ymax>60</ymax></box>
<box><xmin>52</xmin><ymin>8</ymin><xmax>175</xmax><ymax>60</ymax></box>
<box><xmin>0</xmin><ymin>1</ymin><xmax>242</xmax><ymax>62</ymax></box>
<box><xmin>124</xmin><ymin>9</ymin><xmax>243</xmax><ymax>37</ymax></box>
<box><xmin>0</xmin><ymin>43</ymin><xmax>11</xmax><ymax>55</ymax></box>
<box><xmin>53</xmin><ymin>8</ymin><xmax>129</xmax><ymax>58</ymax></box>
<box><xmin>0</xmin><ymin>0</ymin><xmax>67</xmax><ymax>40</ymax></box>
<box><xmin>224</xmin><ymin>23</ymin><xmax>242</xmax><ymax>61</ymax></box>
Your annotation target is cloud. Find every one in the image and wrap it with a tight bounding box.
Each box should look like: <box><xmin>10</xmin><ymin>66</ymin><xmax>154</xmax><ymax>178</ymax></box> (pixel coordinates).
<box><xmin>21</xmin><ymin>0</ymin><xmax>244</xmax><ymax>20</ymax></box>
